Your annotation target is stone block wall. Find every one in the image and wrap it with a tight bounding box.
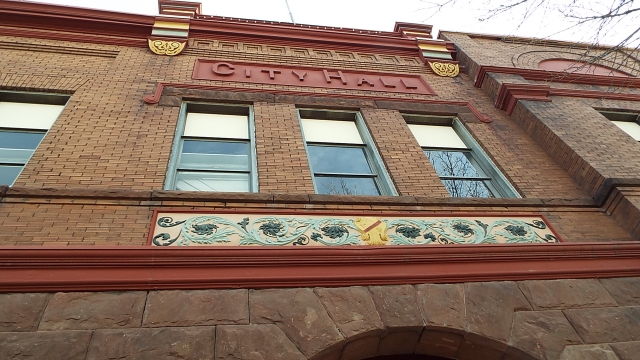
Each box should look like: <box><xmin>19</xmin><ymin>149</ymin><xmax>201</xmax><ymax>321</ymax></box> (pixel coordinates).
<box><xmin>1</xmin><ymin>278</ymin><xmax>639</xmax><ymax>360</ymax></box>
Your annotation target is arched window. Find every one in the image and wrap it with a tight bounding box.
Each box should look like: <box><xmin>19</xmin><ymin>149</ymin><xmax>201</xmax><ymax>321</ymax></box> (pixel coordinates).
<box><xmin>538</xmin><ymin>59</ymin><xmax>631</xmax><ymax>77</ymax></box>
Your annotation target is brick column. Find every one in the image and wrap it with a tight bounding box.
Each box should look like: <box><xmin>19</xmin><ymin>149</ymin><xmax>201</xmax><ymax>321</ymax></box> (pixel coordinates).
<box><xmin>360</xmin><ymin>108</ymin><xmax>449</xmax><ymax>197</ymax></box>
<box><xmin>253</xmin><ymin>102</ymin><xmax>315</xmax><ymax>194</ymax></box>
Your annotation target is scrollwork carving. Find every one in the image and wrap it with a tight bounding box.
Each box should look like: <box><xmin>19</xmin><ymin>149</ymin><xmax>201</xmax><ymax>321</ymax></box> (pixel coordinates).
<box><xmin>428</xmin><ymin>61</ymin><xmax>460</xmax><ymax>77</ymax></box>
<box><xmin>148</xmin><ymin>39</ymin><xmax>186</xmax><ymax>56</ymax></box>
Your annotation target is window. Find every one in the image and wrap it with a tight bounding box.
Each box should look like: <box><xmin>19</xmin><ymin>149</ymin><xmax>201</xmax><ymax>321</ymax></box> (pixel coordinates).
<box><xmin>0</xmin><ymin>92</ymin><xmax>67</xmax><ymax>186</ymax></box>
<box><xmin>600</xmin><ymin>111</ymin><xmax>640</xmax><ymax>141</ymax></box>
<box><xmin>404</xmin><ymin>115</ymin><xmax>518</xmax><ymax>198</ymax></box>
<box><xmin>299</xmin><ymin>109</ymin><xmax>396</xmax><ymax>196</ymax></box>
<box><xmin>165</xmin><ymin>103</ymin><xmax>257</xmax><ymax>192</ymax></box>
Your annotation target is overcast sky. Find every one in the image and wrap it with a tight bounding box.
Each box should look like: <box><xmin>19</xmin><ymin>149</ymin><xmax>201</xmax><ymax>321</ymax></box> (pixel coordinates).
<box><xmin>29</xmin><ymin>0</ymin><xmax>638</xmax><ymax>46</ymax></box>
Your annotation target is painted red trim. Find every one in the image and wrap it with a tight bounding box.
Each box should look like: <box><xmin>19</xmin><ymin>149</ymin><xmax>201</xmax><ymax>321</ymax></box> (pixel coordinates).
<box><xmin>494</xmin><ymin>82</ymin><xmax>640</xmax><ymax>113</ymax></box>
<box><xmin>0</xmin><ymin>242</ymin><xmax>638</xmax><ymax>292</ymax></box>
<box><xmin>143</xmin><ymin>82</ymin><xmax>493</xmax><ymax>123</ymax></box>
<box><xmin>0</xmin><ymin>0</ymin><xmax>419</xmax><ymax>56</ymax></box>
<box><xmin>0</xmin><ymin>27</ymin><xmax>147</xmax><ymax>48</ymax></box>
<box><xmin>495</xmin><ymin>83</ymin><xmax>552</xmax><ymax>115</ymax></box>
<box><xmin>0</xmin><ymin>0</ymin><xmax>154</xmax><ymax>44</ymax></box>
<box><xmin>188</xmin><ymin>18</ymin><xmax>417</xmax><ymax>55</ymax></box>
<box><xmin>192</xmin><ymin>59</ymin><xmax>437</xmax><ymax>96</ymax></box>
<box><xmin>146</xmin><ymin>208</ymin><xmax>563</xmax><ymax>245</ymax></box>
<box><xmin>548</xmin><ymin>88</ymin><xmax>640</xmax><ymax>101</ymax></box>
<box><xmin>474</xmin><ymin>65</ymin><xmax>640</xmax><ymax>89</ymax></box>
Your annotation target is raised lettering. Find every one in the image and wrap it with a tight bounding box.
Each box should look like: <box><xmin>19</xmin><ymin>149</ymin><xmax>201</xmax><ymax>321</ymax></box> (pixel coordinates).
<box><xmin>261</xmin><ymin>69</ymin><xmax>282</xmax><ymax>80</ymax></box>
<box><xmin>245</xmin><ymin>69</ymin><xmax>251</xmax><ymax>78</ymax></box>
<box><xmin>357</xmin><ymin>78</ymin><xmax>375</xmax><ymax>87</ymax></box>
<box><xmin>212</xmin><ymin>62</ymin><xmax>234</xmax><ymax>76</ymax></box>
<box><xmin>292</xmin><ymin>70</ymin><xmax>307</xmax><ymax>81</ymax></box>
<box><xmin>323</xmin><ymin>70</ymin><xmax>347</xmax><ymax>85</ymax></box>
<box><xmin>379</xmin><ymin>78</ymin><xmax>396</xmax><ymax>88</ymax></box>
<box><xmin>400</xmin><ymin>79</ymin><xmax>418</xmax><ymax>89</ymax></box>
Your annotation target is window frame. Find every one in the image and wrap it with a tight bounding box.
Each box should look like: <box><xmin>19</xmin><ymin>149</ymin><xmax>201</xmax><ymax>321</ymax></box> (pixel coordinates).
<box><xmin>0</xmin><ymin>91</ymin><xmax>68</xmax><ymax>186</ymax></box>
<box><xmin>164</xmin><ymin>102</ymin><xmax>259</xmax><ymax>192</ymax></box>
<box><xmin>405</xmin><ymin>115</ymin><xmax>519</xmax><ymax>198</ymax></box>
<box><xmin>298</xmin><ymin>109</ymin><xmax>397</xmax><ymax>196</ymax></box>
<box><xmin>600</xmin><ymin>110</ymin><xmax>640</xmax><ymax>142</ymax></box>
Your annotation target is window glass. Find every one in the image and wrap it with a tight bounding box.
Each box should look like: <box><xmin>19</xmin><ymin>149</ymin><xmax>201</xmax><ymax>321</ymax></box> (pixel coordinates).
<box><xmin>0</xmin><ymin>102</ymin><xmax>64</xmax><ymax>130</ymax></box>
<box><xmin>175</xmin><ymin>171</ymin><xmax>250</xmax><ymax>192</ymax></box>
<box><xmin>0</xmin><ymin>165</ymin><xmax>22</xmax><ymax>186</ymax></box>
<box><xmin>301</xmin><ymin>118</ymin><xmax>364</xmax><ymax>144</ymax></box>
<box><xmin>299</xmin><ymin>112</ymin><xmax>395</xmax><ymax>196</ymax></box>
<box><xmin>0</xmin><ymin>97</ymin><xmax>65</xmax><ymax>186</ymax></box>
<box><xmin>612</xmin><ymin>121</ymin><xmax>640</xmax><ymax>141</ymax></box>
<box><xmin>408</xmin><ymin>124</ymin><xmax>466</xmax><ymax>148</ymax></box>
<box><xmin>167</xmin><ymin>105</ymin><xmax>256</xmax><ymax>192</ymax></box>
<box><xmin>442</xmin><ymin>179</ymin><xmax>494</xmax><ymax>198</ymax></box>
<box><xmin>307</xmin><ymin>145</ymin><xmax>373</xmax><ymax>174</ymax></box>
<box><xmin>184</xmin><ymin>113</ymin><xmax>249</xmax><ymax>139</ymax></box>
<box><xmin>315</xmin><ymin>176</ymin><xmax>380</xmax><ymax>196</ymax></box>
<box><xmin>406</xmin><ymin>118</ymin><xmax>518</xmax><ymax>198</ymax></box>
<box><xmin>424</xmin><ymin>150</ymin><xmax>483</xmax><ymax>178</ymax></box>
<box><xmin>179</xmin><ymin>140</ymin><xmax>250</xmax><ymax>171</ymax></box>
<box><xmin>0</xmin><ymin>131</ymin><xmax>46</xmax><ymax>149</ymax></box>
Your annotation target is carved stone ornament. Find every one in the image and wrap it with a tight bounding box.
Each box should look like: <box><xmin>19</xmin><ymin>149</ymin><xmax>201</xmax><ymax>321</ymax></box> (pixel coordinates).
<box><xmin>428</xmin><ymin>61</ymin><xmax>460</xmax><ymax>77</ymax></box>
<box><xmin>148</xmin><ymin>39</ymin><xmax>186</xmax><ymax>56</ymax></box>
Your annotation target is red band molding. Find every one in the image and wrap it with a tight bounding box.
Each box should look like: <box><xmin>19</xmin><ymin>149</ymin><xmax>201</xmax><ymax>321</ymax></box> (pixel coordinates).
<box><xmin>143</xmin><ymin>82</ymin><xmax>493</xmax><ymax>123</ymax></box>
<box><xmin>1</xmin><ymin>242</ymin><xmax>639</xmax><ymax>292</ymax></box>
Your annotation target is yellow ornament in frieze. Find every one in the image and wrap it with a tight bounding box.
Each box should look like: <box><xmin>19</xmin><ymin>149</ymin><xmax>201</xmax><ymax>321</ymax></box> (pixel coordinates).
<box><xmin>148</xmin><ymin>39</ymin><xmax>186</xmax><ymax>56</ymax></box>
<box><xmin>429</xmin><ymin>62</ymin><xmax>460</xmax><ymax>77</ymax></box>
<box><xmin>354</xmin><ymin>217</ymin><xmax>389</xmax><ymax>246</ymax></box>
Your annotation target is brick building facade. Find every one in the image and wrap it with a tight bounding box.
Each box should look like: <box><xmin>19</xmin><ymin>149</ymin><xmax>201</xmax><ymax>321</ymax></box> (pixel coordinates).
<box><xmin>0</xmin><ymin>0</ymin><xmax>639</xmax><ymax>359</ymax></box>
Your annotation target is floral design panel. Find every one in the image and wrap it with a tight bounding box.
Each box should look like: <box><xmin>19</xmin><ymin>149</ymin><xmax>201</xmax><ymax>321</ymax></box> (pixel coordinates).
<box><xmin>150</xmin><ymin>212</ymin><xmax>560</xmax><ymax>247</ymax></box>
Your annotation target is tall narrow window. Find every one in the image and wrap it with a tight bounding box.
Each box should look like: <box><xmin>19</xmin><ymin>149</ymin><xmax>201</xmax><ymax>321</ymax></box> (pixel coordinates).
<box><xmin>299</xmin><ymin>109</ymin><xmax>396</xmax><ymax>196</ymax></box>
<box><xmin>0</xmin><ymin>93</ymin><xmax>67</xmax><ymax>186</ymax></box>
<box><xmin>600</xmin><ymin>111</ymin><xmax>640</xmax><ymax>142</ymax></box>
<box><xmin>405</xmin><ymin>115</ymin><xmax>518</xmax><ymax>198</ymax></box>
<box><xmin>166</xmin><ymin>104</ymin><xmax>257</xmax><ymax>192</ymax></box>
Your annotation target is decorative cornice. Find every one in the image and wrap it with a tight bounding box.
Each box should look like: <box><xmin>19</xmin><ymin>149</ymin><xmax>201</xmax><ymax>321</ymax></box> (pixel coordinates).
<box><xmin>0</xmin><ymin>242</ymin><xmax>638</xmax><ymax>292</ymax></box>
<box><xmin>396</xmin><ymin>22</ymin><xmax>460</xmax><ymax>77</ymax></box>
<box><xmin>0</xmin><ymin>0</ymin><xmax>417</xmax><ymax>56</ymax></box>
<box><xmin>495</xmin><ymin>83</ymin><xmax>552</xmax><ymax>115</ymax></box>
<box><xmin>142</xmin><ymin>82</ymin><xmax>493</xmax><ymax>123</ymax></box>
<box><xmin>494</xmin><ymin>82</ymin><xmax>640</xmax><ymax>115</ymax></box>
<box><xmin>0</xmin><ymin>0</ymin><xmax>154</xmax><ymax>47</ymax></box>
<box><xmin>475</xmin><ymin>65</ymin><xmax>640</xmax><ymax>88</ymax></box>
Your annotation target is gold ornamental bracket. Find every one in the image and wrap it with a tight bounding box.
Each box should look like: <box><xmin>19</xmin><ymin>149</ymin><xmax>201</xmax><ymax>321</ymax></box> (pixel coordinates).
<box><xmin>148</xmin><ymin>1</ymin><xmax>201</xmax><ymax>56</ymax></box>
<box><xmin>394</xmin><ymin>22</ymin><xmax>462</xmax><ymax>77</ymax></box>
<box><xmin>428</xmin><ymin>61</ymin><xmax>460</xmax><ymax>77</ymax></box>
<box><xmin>148</xmin><ymin>38</ymin><xmax>187</xmax><ymax>56</ymax></box>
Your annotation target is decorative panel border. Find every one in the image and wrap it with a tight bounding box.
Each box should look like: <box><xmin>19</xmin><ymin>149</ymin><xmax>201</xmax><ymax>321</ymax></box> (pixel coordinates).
<box><xmin>148</xmin><ymin>210</ymin><xmax>561</xmax><ymax>247</ymax></box>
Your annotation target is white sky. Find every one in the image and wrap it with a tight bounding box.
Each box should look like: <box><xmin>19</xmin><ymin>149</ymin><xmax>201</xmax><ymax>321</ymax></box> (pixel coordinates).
<box><xmin>28</xmin><ymin>0</ymin><xmax>639</xmax><ymax>46</ymax></box>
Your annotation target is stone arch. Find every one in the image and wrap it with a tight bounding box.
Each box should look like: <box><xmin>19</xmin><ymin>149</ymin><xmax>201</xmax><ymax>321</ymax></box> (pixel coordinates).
<box><xmin>511</xmin><ymin>50</ymin><xmax>640</xmax><ymax>77</ymax></box>
<box><xmin>307</xmin><ymin>327</ymin><xmax>540</xmax><ymax>360</ymax></box>
<box><xmin>247</xmin><ymin>283</ymin><xmax>575</xmax><ymax>360</ymax></box>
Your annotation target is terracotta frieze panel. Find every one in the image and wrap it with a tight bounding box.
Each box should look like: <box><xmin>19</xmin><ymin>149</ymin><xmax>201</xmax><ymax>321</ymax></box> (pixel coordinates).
<box><xmin>192</xmin><ymin>60</ymin><xmax>436</xmax><ymax>95</ymax></box>
<box><xmin>149</xmin><ymin>211</ymin><xmax>560</xmax><ymax>247</ymax></box>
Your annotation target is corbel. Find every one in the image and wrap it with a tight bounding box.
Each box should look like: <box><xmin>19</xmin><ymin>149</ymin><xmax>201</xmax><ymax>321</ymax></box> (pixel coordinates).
<box><xmin>148</xmin><ymin>0</ymin><xmax>202</xmax><ymax>56</ymax></box>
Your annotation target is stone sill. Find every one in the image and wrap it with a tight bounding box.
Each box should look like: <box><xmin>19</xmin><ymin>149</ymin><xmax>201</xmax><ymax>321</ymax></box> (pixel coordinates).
<box><xmin>0</xmin><ymin>186</ymin><xmax>600</xmax><ymax>208</ymax></box>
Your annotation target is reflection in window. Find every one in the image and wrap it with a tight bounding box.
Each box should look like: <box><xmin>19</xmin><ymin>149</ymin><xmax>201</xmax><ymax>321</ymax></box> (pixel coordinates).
<box><xmin>406</xmin><ymin>117</ymin><xmax>518</xmax><ymax>198</ymax></box>
<box><xmin>299</xmin><ymin>110</ymin><xmax>394</xmax><ymax>196</ymax></box>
